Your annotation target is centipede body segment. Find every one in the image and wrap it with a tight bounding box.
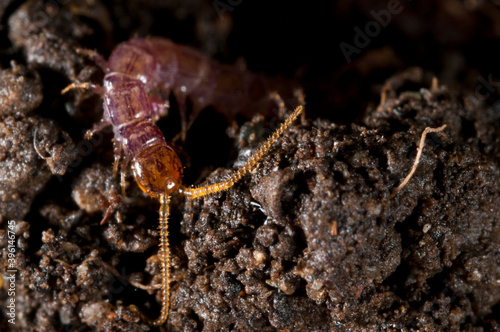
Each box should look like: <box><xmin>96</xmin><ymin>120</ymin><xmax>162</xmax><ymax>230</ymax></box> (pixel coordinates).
<box><xmin>64</xmin><ymin>36</ymin><xmax>303</xmax><ymax>326</ymax></box>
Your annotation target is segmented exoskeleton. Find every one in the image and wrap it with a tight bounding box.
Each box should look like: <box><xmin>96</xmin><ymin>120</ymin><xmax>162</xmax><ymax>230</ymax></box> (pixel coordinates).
<box><xmin>64</xmin><ymin>36</ymin><xmax>303</xmax><ymax>326</ymax></box>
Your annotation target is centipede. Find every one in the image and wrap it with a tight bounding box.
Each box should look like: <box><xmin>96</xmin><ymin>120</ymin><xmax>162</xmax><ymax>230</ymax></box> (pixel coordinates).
<box><xmin>63</xmin><ymin>36</ymin><xmax>303</xmax><ymax>326</ymax></box>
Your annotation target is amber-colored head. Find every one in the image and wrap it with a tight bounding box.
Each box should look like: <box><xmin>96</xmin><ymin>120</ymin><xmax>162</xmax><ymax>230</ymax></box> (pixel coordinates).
<box><xmin>131</xmin><ymin>144</ymin><xmax>183</xmax><ymax>197</ymax></box>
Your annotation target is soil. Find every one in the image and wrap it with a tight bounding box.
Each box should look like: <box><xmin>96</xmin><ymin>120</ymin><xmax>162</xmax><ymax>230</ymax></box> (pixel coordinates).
<box><xmin>0</xmin><ymin>1</ymin><xmax>499</xmax><ymax>331</ymax></box>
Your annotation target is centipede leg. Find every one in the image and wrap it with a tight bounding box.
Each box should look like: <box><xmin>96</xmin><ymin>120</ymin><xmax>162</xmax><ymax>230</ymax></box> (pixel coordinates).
<box><xmin>75</xmin><ymin>48</ymin><xmax>108</xmax><ymax>71</ymax></box>
<box><xmin>176</xmin><ymin>94</ymin><xmax>189</xmax><ymax>143</ymax></box>
<box><xmin>62</xmin><ymin>48</ymin><xmax>106</xmax><ymax>95</ymax></box>
<box><xmin>98</xmin><ymin>144</ymin><xmax>128</xmax><ymax>224</ymax></box>
<box><xmin>61</xmin><ymin>82</ymin><xmax>104</xmax><ymax>95</ymax></box>
<box><xmin>84</xmin><ymin>119</ymin><xmax>112</xmax><ymax>140</ymax></box>
<box><xmin>149</xmin><ymin>95</ymin><xmax>170</xmax><ymax>122</ymax></box>
<box><xmin>112</xmin><ymin>138</ymin><xmax>124</xmax><ymax>178</ymax></box>
<box><xmin>119</xmin><ymin>156</ymin><xmax>130</xmax><ymax>198</ymax></box>
<box><xmin>99</xmin><ymin>192</ymin><xmax>125</xmax><ymax>225</ymax></box>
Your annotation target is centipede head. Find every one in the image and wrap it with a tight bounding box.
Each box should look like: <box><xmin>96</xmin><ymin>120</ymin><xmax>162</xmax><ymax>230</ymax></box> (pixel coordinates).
<box><xmin>131</xmin><ymin>145</ymin><xmax>183</xmax><ymax>197</ymax></box>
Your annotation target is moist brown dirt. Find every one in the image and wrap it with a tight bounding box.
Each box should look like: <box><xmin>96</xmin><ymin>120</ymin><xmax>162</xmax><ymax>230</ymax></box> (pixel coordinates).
<box><xmin>0</xmin><ymin>1</ymin><xmax>499</xmax><ymax>331</ymax></box>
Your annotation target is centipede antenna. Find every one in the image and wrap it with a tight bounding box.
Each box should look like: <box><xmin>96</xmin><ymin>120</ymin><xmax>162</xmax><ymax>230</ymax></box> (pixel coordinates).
<box><xmin>153</xmin><ymin>194</ymin><xmax>171</xmax><ymax>326</ymax></box>
<box><xmin>131</xmin><ymin>194</ymin><xmax>171</xmax><ymax>326</ymax></box>
<box><xmin>179</xmin><ymin>106</ymin><xmax>303</xmax><ymax>199</ymax></box>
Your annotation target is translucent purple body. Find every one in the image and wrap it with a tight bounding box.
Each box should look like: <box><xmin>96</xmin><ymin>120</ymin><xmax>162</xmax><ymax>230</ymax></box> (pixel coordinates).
<box><xmin>103</xmin><ymin>73</ymin><xmax>165</xmax><ymax>160</ymax></box>
<box><xmin>102</xmin><ymin>37</ymin><xmax>295</xmax><ymax>196</ymax></box>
